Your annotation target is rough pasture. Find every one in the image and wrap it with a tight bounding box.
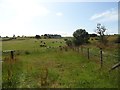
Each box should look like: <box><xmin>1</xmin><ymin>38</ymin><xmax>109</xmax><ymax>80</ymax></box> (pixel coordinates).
<box><xmin>2</xmin><ymin>38</ymin><xmax>119</xmax><ymax>88</ymax></box>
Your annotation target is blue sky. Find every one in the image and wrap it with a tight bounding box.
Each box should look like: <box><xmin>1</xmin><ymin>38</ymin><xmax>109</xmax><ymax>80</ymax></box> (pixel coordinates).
<box><xmin>0</xmin><ymin>0</ymin><xmax>118</xmax><ymax>37</ymax></box>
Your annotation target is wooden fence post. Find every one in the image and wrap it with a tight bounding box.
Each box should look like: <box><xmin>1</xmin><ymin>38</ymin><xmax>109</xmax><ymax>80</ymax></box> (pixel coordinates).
<box><xmin>100</xmin><ymin>48</ymin><xmax>103</xmax><ymax>68</ymax></box>
<box><xmin>87</xmin><ymin>48</ymin><xmax>89</xmax><ymax>59</ymax></box>
<box><xmin>11</xmin><ymin>51</ymin><xmax>14</xmax><ymax>59</ymax></box>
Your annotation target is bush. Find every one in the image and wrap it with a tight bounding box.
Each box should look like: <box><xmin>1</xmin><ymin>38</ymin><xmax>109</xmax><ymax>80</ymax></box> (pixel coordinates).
<box><xmin>64</xmin><ymin>38</ymin><xmax>68</xmax><ymax>41</ymax></box>
<box><xmin>65</xmin><ymin>39</ymin><xmax>73</xmax><ymax>47</ymax></box>
<box><xmin>25</xmin><ymin>51</ymin><xmax>30</xmax><ymax>55</ymax></box>
<box><xmin>73</xmin><ymin>29</ymin><xmax>89</xmax><ymax>46</ymax></box>
<box><xmin>35</xmin><ymin>35</ymin><xmax>41</xmax><ymax>39</ymax></box>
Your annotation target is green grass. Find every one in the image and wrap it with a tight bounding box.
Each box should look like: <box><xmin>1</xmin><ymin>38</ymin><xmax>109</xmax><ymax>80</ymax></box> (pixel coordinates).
<box><xmin>2</xmin><ymin>38</ymin><xmax>119</xmax><ymax>88</ymax></box>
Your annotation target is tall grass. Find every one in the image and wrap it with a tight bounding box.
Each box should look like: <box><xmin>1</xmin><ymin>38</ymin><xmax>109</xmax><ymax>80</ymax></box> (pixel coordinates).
<box><xmin>2</xmin><ymin>56</ymin><xmax>23</xmax><ymax>88</ymax></box>
<box><xmin>2</xmin><ymin>38</ymin><xmax>119</xmax><ymax>88</ymax></box>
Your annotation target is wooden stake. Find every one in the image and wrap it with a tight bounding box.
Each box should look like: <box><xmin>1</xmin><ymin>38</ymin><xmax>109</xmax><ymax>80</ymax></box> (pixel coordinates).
<box><xmin>100</xmin><ymin>48</ymin><xmax>103</xmax><ymax>68</ymax></box>
<box><xmin>87</xmin><ymin>48</ymin><xmax>89</xmax><ymax>59</ymax></box>
<box><xmin>11</xmin><ymin>51</ymin><xmax>14</xmax><ymax>59</ymax></box>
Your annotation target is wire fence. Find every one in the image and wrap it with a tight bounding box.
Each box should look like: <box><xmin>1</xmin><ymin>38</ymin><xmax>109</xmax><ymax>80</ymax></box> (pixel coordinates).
<box><xmin>2</xmin><ymin>45</ymin><xmax>119</xmax><ymax>70</ymax></box>
<box><xmin>77</xmin><ymin>46</ymin><xmax>119</xmax><ymax>69</ymax></box>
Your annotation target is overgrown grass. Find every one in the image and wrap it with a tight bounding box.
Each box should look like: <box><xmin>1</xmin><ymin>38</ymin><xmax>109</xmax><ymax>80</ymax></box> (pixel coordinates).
<box><xmin>2</xmin><ymin>38</ymin><xmax>119</xmax><ymax>88</ymax></box>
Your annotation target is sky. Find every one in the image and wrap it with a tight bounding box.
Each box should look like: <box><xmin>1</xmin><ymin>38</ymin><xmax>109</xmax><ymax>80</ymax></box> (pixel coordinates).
<box><xmin>0</xmin><ymin>0</ymin><xmax>119</xmax><ymax>37</ymax></box>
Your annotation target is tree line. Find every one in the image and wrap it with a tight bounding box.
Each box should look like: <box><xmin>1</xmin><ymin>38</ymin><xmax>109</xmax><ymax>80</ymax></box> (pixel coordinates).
<box><xmin>65</xmin><ymin>23</ymin><xmax>120</xmax><ymax>49</ymax></box>
<box><xmin>36</xmin><ymin>34</ymin><xmax>61</xmax><ymax>39</ymax></box>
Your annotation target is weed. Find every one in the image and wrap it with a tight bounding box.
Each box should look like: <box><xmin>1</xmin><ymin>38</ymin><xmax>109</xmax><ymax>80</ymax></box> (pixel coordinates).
<box><xmin>40</xmin><ymin>67</ymin><xmax>48</xmax><ymax>87</ymax></box>
<box><xmin>2</xmin><ymin>38</ymin><xmax>119</xmax><ymax>88</ymax></box>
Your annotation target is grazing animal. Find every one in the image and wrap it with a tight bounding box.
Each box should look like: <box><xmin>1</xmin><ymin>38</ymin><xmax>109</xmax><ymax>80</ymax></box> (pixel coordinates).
<box><xmin>40</xmin><ymin>45</ymin><xmax>47</xmax><ymax>47</ymax></box>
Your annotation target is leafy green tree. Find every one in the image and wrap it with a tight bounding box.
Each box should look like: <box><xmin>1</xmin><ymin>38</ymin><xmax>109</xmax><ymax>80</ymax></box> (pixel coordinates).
<box><xmin>73</xmin><ymin>29</ymin><xmax>89</xmax><ymax>46</ymax></box>
<box><xmin>35</xmin><ymin>35</ymin><xmax>41</xmax><ymax>39</ymax></box>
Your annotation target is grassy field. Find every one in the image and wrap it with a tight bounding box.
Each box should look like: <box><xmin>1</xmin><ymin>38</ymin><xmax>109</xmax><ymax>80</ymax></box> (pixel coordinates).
<box><xmin>2</xmin><ymin>37</ymin><xmax>119</xmax><ymax>88</ymax></box>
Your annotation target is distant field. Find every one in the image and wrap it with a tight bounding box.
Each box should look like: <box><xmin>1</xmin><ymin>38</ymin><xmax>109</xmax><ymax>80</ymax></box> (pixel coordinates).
<box><xmin>2</xmin><ymin>37</ymin><xmax>119</xmax><ymax>88</ymax></box>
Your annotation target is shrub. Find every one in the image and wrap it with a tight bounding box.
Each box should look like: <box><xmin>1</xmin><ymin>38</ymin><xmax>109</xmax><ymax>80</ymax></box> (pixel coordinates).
<box><xmin>25</xmin><ymin>51</ymin><xmax>30</xmax><ymax>55</ymax></box>
<box><xmin>65</xmin><ymin>39</ymin><xmax>73</xmax><ymax>47</ymax></box>
<box><xmin>73</xmin><ymin>29</ymin><xmax>89</xmax><ymax>46</ymax></box>
<box><xmin>35</xmin><ymin>35</ymin><xmax>41</xmax><ymax>39</ymax></box>
<box><xmin>64</xmin><ymin>38</ymin><xmax>68</xmax><ymax>41</ymax></box>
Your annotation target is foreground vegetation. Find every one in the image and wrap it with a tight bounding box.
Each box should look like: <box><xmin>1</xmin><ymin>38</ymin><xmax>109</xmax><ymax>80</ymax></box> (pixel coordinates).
<box><xmin>2</xmin><ymin>36</ymin><xmax>120</xmax><ymax>88</ymax></box>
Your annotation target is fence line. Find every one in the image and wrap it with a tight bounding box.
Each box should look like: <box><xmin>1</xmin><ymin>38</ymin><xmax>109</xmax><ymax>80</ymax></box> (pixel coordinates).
<box><xmin>2</xmin><ymin>46</ymin><xmax>119</xmax><ymax>69</ymax></box>
<box><xmin>76</xmin><ymin>46</ymin><xmax>118</xmax><ymax>69</ymax></box>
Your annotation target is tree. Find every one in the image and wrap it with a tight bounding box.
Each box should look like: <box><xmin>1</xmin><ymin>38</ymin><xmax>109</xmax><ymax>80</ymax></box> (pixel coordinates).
<box><xmin>65</xmin><ymin>39</ymin><xmax>73</xmax><ymax>47</ymax></box>
<box><xmin>13</xmin><ymin>34</ymin><xmax>15</xmax><ymax>38</ymax></box>
<box><xmin>6</xmin><ymin>36</ymin><xmax>9</xmax><ymax>38</ymax></box>
<box><xmin>35</xmin><ymin>35</ymin><xmax>41</xmax><ymax>39</ymax></box>
<box><xmin>96</xmin><ymin>23</ymin><xmax>107</xmax><ymax>45</ymax></box>
<box><xmin>89</xmin><ymin>33</ymin><xmax>98</xmax><ymax>37</ymax></box>
<box><xmin>73</xmin><ymin>29</ymin><xmax>89</xmax><ymax>46</ymax></box>
<box><xmin>17</xmin><ymin>36</ymin><xmax>20</xmax><ymax>38</ymax></box>
<box><xmin>13</xmin><ymin>34</ymin><xmax>16</xmax><ymax>39</ymax></box>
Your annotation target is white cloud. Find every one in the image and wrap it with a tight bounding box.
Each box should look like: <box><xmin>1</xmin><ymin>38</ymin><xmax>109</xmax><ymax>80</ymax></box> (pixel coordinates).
<box><xmin>56</xmin><ymin>12</ymin><xmax>63</xmax><ymax>16</ymax></box>
<box><xmin>2</xmin><ymin>0</ymin><xmax>50</xmax><ymax>17</ymax></box>
<box><xmin>90</xmin><ymin>8</ymin><xmax>118</xmax><ymax>22</ymax></box>
<box><xmin>0</xmin><ymin>0</ymin><xmax>50</xmax><ymax>37</ymax></box>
